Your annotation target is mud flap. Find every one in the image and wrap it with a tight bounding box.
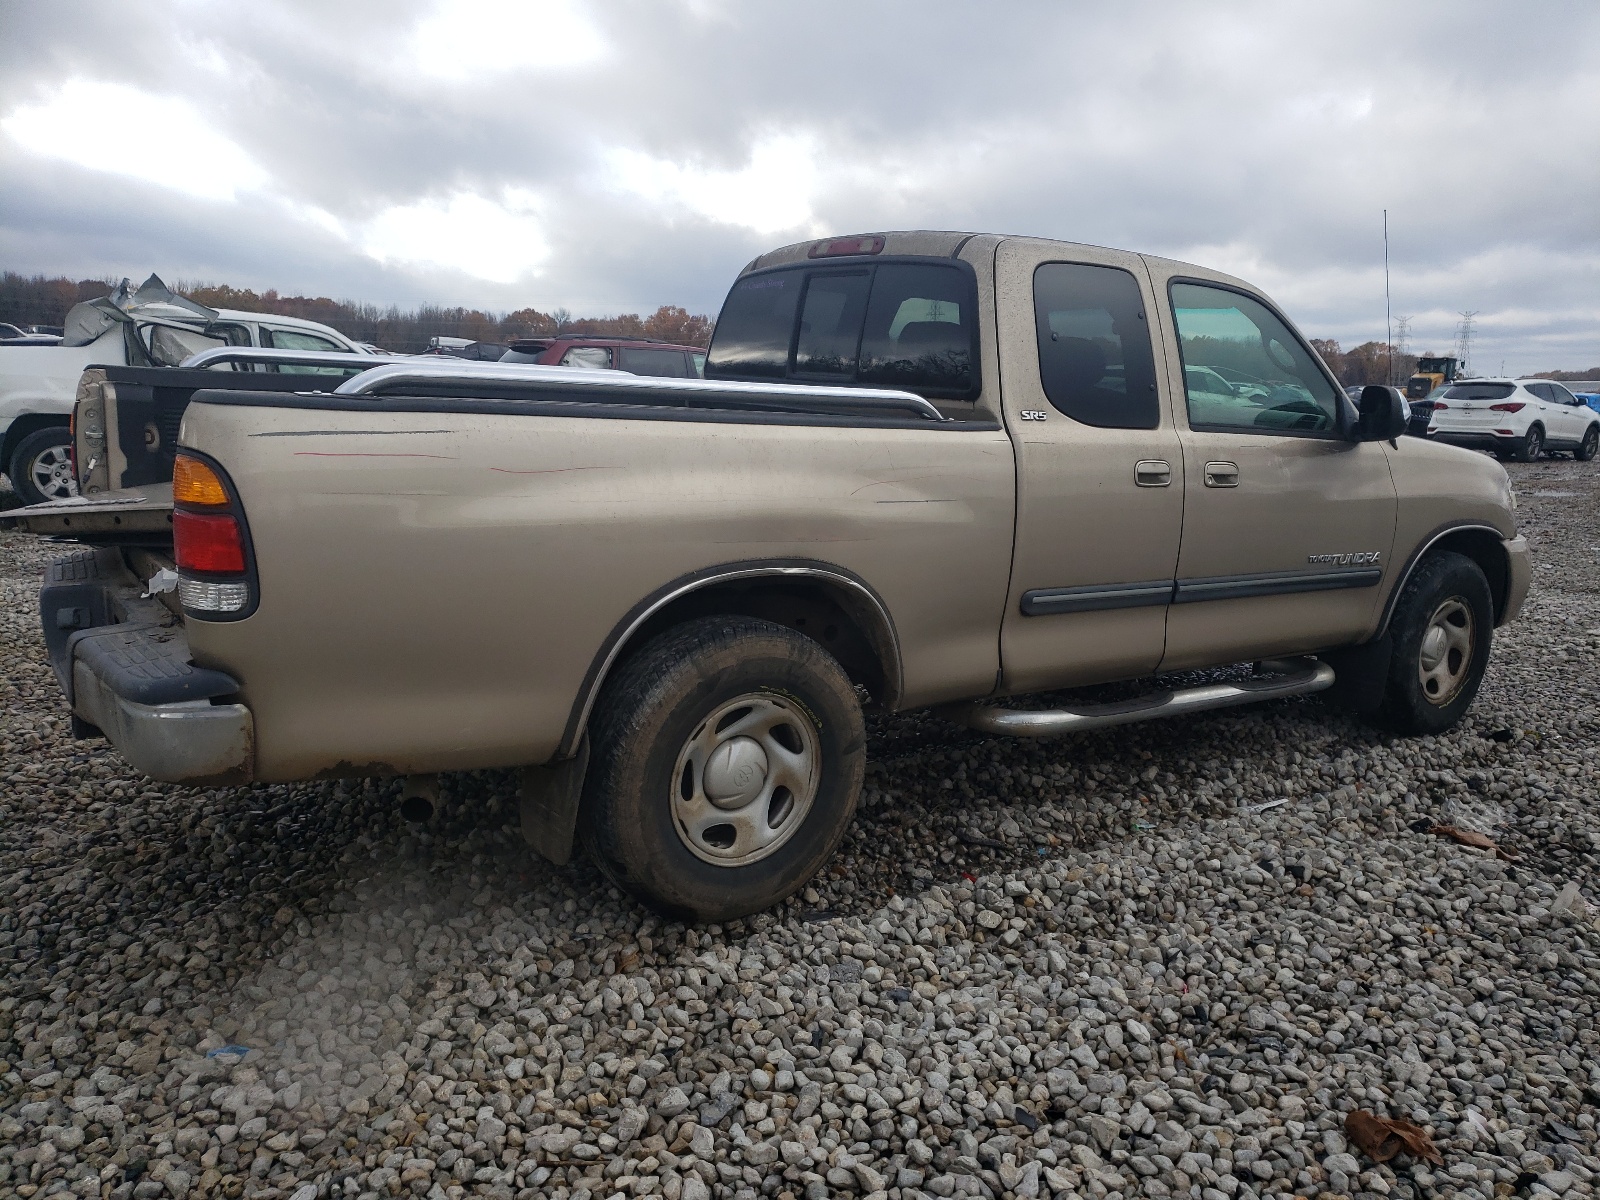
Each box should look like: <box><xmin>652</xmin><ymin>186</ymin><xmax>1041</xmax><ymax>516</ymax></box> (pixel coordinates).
<box><xmin>519</xmin><ymin>737</ymin><xmax>590</xmax><ymax>866</ymax></box>
<box><xmin>1320</xmin><ymin>634</ymin><xmax>1393</xmax><ymax>715</ymax></box>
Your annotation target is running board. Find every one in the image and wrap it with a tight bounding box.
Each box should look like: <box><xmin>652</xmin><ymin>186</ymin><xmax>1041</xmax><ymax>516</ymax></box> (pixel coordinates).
<box><xmin>938</xmin><ymin>657</ymin><xmax>1335</xmax><ymax>738</ymax></box>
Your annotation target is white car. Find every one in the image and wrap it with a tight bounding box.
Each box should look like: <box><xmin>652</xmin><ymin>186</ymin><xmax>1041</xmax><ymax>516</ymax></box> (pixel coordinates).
<box><xmin>1</xmin><ymin>276</ymin><xmax>369</xmax><ymax>505</ymax></box>
<box><xmin>1428</xmin><ymin>377</ymin><xmax>1600</xmax><ymax>463</ymax></box>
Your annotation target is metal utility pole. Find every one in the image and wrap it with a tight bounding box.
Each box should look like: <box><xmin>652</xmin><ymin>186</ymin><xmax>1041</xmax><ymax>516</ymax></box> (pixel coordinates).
<box><xmin>1384</xmin><ymin>210</ymin><xmax>1393</xmax><ymax>385</ymax></box>
<box><xmin>1456</xmin><ymin>310</ymin><xmax>1479</xmax><ymax>376</ymax></box>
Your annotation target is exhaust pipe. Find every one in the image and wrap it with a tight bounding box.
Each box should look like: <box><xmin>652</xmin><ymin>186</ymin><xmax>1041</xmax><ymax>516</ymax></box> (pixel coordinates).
<box><xmin>400</xmin><ymin>774</ymin><xmax>439</xmax><ymax>822</ymax></box>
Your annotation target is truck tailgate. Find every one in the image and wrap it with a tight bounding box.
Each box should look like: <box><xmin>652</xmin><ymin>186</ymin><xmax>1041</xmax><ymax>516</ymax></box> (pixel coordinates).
<box><xmin>0</xmin><ymin>484</ymin><xmax>174</xmax><ymax>543</ymax></box>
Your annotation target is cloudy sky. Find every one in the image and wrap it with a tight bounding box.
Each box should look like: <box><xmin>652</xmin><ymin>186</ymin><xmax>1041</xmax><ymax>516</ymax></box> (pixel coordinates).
<box><xmin>2</xmin><ymin>0</ymin><xmax>1596</xmax><ymax>372</ymax></box>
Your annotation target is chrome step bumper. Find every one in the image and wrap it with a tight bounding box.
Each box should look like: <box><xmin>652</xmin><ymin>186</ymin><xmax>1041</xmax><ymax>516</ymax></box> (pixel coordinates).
<box><xmin>939</xmin><ymin>657</ymin><xmax>1335</xmax><ymax>738</ymax></box>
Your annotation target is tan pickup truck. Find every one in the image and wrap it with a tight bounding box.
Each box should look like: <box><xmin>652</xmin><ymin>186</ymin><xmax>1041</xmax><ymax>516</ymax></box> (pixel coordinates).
<box><xmin>18</xmin><ymin>231</ymin><xmax>1528</xmax><ymax>921</ymax></box>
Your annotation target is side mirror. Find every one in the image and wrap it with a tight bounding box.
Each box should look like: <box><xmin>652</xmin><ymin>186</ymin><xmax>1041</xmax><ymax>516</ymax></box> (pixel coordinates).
<box><xmin>1356</xmin><ymin>385</ymin><xmax>1408</xmax><ymax>443</ymax></box>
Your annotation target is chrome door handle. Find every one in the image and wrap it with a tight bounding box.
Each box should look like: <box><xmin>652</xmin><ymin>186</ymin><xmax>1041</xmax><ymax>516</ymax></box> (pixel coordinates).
<box><xmin>1204</xmin><ymin>461</ymin><xmax>1240</xmax><ymax>488</ymax></box>
<box><xmin>1134</xmin><ymin>460</ymin><xmax>1172</xmax><ymax>487</ymax></box>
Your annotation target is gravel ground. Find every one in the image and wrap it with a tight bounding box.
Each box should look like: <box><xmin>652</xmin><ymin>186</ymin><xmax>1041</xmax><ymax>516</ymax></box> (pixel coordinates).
<box><xmin>2</xmin><ymin>459</ymin><xmax>1598</xmax><ymax>1200</ymax></box>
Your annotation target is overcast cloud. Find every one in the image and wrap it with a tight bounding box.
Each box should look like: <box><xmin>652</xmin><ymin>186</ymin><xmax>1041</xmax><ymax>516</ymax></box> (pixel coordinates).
<box><xmin>1</xmin><ymin>0</ymin><xmax>1596</xmax><ymax>372</ymax></box>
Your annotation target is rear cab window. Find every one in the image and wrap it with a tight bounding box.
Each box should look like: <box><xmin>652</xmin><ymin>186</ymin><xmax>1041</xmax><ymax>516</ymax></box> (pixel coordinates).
<box><xmin>706</xmin><ymin>257</ymin><xmax>980</xmax><ymax>401</ymax></box>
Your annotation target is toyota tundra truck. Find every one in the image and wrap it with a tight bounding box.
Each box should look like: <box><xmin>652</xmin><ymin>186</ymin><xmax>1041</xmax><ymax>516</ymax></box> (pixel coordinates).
<box><xmin>15</xmin><ymin>231</ymin><xmax>1529</xmax><ymax>921</ymax></box>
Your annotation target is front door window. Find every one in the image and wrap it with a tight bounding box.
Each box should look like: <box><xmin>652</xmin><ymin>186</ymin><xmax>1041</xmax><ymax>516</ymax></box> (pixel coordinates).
<box><xmin>1170</xmin><ymin>283</ymin><xmax>1340</xmax><ymax>434</ymax></box>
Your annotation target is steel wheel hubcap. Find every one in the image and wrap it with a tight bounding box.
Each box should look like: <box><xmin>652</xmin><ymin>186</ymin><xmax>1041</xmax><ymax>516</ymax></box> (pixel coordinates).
<box><xmin>1418</xmin><ymin>597</ymin><xmax>1474</xmax><ymax>706</ymax></box>
<box><xmin>30</xmin><ymin>445</ymin><xmax>77</xmax><ymax>500</ymax></box>
<box><xmin>671</xmin><ymin>692</ymin><xmax>819</xmax><ymax>866</ymax></box>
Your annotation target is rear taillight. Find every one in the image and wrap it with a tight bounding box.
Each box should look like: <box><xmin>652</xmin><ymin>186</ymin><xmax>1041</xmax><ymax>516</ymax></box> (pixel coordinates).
<box><xmin>1431</xmin><ymin>401</ymin><xmax>1448</xmax><ymax>410</ymax></box>
<box><xmin>174</xmin><ymin>511</ymin><xmax>247</xmax><ymax>573</ymax></box>
<box><xmin>1489</xmin><ymin>402</ymin><xmax>1525</xmax><ymax>412</ymax></box>
<box><xmin>172</xmin><ymin>452</ymin><xmax>257</xmax><ymax>619</ymax></box>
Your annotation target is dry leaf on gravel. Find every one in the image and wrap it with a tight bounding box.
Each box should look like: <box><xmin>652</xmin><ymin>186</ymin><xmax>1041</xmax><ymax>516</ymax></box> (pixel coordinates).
<box><xmin>1346</xmin><ymin>1110</ymin><xmax>1444</xmax><ymax>1165</ymax></box>
<box><xmin>1429</xmin><ymin>823</ymin><xmax>1522</xmax><ymax>862</ymax></box>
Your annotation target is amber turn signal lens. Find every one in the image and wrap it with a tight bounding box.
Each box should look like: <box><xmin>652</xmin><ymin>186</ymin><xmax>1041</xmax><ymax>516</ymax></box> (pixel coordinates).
<box><xmin>174</xmin><ymin>455</ymin><xmax>230</xmax><ymax>506</ymax></box>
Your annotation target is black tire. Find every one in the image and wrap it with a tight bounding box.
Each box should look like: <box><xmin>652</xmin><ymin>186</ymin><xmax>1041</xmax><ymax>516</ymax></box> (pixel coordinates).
<box><xmin>1576</xmin><ymin>423</ymin><xmax>1599</xmax><ymax>462</ymax></box>
<box><xmin>1370</xmin><ymin>551</ymin><xmax>1494</xmax><ymax>736</ymax></box>
<box><xmin>1513</xmin><ymin>424</ymin><xmax>1544</xmax><ymax>463</ymax></box>
<box><xmin>7</xmin><ymin>425</ymin><xmax>77</xmax><ymax>505</ymax></box>
<box><xmin>579</xmin><ymin>615</ymin><xmax>865</xmax><ymax>923</ymax></box>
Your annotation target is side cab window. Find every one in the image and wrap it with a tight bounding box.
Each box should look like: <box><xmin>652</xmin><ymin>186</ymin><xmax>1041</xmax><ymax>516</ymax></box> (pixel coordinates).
<box><xmin>1169</xmin><ymin>282</ymin><xmax>1341</xmax><ymax>434</ymax></box>
<box><xmin>1032</xmin><ymin>263</ymin><xmax>1160</xmax><ymax>428</ymax></box>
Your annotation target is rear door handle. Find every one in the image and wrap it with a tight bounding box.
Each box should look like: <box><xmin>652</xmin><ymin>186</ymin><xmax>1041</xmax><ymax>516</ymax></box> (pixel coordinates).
<box><xmin>1134</xmin><ymin>460</ymin><xmax>1172</xmax><ymax>487</ymax></box>
<box><xmin>1204</xmin><ymin>461</ymin><xmax>1240</xmax><ymax>488</ymax></box>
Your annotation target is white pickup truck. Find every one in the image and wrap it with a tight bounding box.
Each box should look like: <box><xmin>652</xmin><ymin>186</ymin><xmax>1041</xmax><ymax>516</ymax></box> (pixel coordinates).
<box><xmin>0</xmin><ymin>275</ymin><xmax>367</xmax><ymax>504</ymax></box>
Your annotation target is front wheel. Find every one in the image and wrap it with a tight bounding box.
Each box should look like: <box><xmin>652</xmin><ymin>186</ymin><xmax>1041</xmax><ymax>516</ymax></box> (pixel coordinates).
<box><xmin>1513</xmin><ymin>424</ymin><xmax>1544</xmax><ymax>463</ymax></box>
<box><xmin>579</xmin><ymin>615</ymin><xmax>865</xmax><ymax>923</ymax></box>
<box><xmin>1370</xmin><ymin>551</ymin><xmax>1494</xmax><ymax>735</ymax></box>
<box><xmin>8</xmin><ymin>426</ymin><xmax>78</xmax><ymax>505</ymax></box>
<box><xmin>1576</xmin><ymin>424</ymin><xmax>1599</xmax><ymax>462</ymax></box>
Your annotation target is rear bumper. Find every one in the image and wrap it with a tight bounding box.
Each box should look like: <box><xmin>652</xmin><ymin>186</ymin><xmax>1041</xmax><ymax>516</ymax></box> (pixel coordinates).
<box><xmin>1501</xmin><ymin>534</ymin><xmax>1530</xmax><ymax>627</ymax></box>
<box><xmin>41</xmin><ymin>548</ymin><xmax>254</xmax><ymax>784</ymax></box>
<box><xmin>1427</xmin><ymin>430</ymin><xmax>1517</xmax><ymax>452</ymax></box>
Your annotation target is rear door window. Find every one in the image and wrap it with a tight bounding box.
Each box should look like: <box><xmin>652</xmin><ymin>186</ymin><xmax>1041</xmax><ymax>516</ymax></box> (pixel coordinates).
<box><xmin>706</xmin><ymin>258</ymin><xmax>978</xmax><ymax>398</ymax></box>
<box><xmin>562</xmin><ymin>346</ymin><xmax>612</xmax><ymax>369</ymax></box>
<box><xmin>262</xmin><ymin>327</ymin><xmax>346</xmax><ymax>375</ymax></box>
<box><xmin>1033</xmin><ymin>263</ymin><xmax>1159</xmax><ymax>428</ymax></box>
<box><xmin>618</xmin><ymin>347</ymin><xmax>691</xmax><ymax>377</ymax></box>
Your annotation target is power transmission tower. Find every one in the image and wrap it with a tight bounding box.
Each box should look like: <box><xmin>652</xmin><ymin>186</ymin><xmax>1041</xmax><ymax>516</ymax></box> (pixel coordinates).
<box><xmin>1394</xmin><ymin>315</ymin><xmax>1412</xmax><ymax>358</ymax></box>
<box><xmin>1455</xmin><ymin>311</ymin><xmax>1479</xmax><ymax>375</ymax></box>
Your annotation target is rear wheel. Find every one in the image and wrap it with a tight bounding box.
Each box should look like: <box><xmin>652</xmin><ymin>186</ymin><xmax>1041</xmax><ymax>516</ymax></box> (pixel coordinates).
<box><xmin>1513</xmin><ymin>424</ymin><xmax>1544</xmax><ymax>463</ymax></box>
<box><xmin>1370</xmin><ymin>551</ymin><xmax>1494</xmax><ymax>735</ymax></box>
<box><xmin>579</xmin><ymin>615</ymin><xmax>865</xmax><ymax>922</ymax></box>
<box><xmin>1576</xmin><ymin>423</ymin><xmax>1599</xmax><ymax>462</ymax></box>
<box><xmin>8</xmin><ymin>426</ymin><xmax>77</xmax><ymax>505</ymax></box>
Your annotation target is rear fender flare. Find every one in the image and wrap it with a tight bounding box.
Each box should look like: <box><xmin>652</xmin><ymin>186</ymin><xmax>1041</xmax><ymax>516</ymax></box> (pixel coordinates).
<box><xmin>556</xmin><ymin>558</ymin><xmax>903</xmax><ymax>761</ymax></box>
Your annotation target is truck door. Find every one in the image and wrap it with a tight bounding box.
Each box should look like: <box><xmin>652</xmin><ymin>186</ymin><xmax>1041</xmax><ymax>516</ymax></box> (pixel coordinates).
<box><xmin>1150</xmin><ymin>273</ymin><xmax>1397</xmax><ymax>670</ymax></box>
<box><xmin>996</xmin><ymin>241</ymin><xmax>1185</xmax><ymax>692</ymax></box>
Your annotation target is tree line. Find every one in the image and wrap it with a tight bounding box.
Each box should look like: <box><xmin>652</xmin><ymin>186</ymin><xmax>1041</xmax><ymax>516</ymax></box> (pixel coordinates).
<box><xmin>0</xmin><ymin>271</ymin><xmax>712</xmax><ymax>352</ymax></box>
<box><xmin>4</xmin><ymin>271</ymin><xmax>1594</xmax><ymax>379</ymax></box>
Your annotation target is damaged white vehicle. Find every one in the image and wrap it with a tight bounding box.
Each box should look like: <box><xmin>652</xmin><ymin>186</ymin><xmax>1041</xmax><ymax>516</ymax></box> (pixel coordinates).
<box><xmin>0</xmin><ymin>275</ymin><xmax>368</xmax><ymax>505</ymax></box>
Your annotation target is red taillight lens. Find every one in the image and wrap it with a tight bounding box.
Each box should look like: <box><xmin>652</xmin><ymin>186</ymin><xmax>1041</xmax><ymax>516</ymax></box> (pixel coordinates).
<box><xmin>1431</xmin><ymin>401</ymin><xmax>1448</xmax><ymax>410</ymax></box>
<box><xmin>1489</xmin><ymin>402</ymin><xmax>1525</xmax><ymax>412</ymax></box>
<box><xmin>174</xmin><ymin>510</ymin><xmax>247</xmax><ymax>573</ymax></box>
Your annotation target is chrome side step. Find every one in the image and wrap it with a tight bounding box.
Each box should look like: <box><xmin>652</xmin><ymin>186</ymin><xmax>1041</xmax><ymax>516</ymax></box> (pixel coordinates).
<box><xmin>938</xmin><ymin>657</ymin><xmax>1335</xmax><ymax>738</ymax></box>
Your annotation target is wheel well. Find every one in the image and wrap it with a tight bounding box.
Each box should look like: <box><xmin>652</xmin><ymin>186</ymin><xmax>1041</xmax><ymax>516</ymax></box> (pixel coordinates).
<box><xmin>2</xmin><ymin>414</ymin><xmax>70</xmax><ymax>474</ymax></box>
<box><xmin>1430</xmin><ymin>528</ymin><xmax>1510</xmax><ymax>622</ymax></box>
<box><xmin>614</xmin><ymin>578</ymin><xmax>901</xmax><ymax>709</ymax></box>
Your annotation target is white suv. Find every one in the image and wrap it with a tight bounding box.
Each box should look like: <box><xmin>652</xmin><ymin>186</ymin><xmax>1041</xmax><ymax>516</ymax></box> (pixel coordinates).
<box><xmin>1428</xmin><ymin>378</ymin><xmax>1600</xmax><ymax>462</ymax></box>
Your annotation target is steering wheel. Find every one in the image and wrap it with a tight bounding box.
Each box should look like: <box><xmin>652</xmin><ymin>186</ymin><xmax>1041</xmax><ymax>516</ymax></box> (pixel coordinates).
<box><xmin>1252</xmin><ymin>387</ymin><xmax>1329</xmax><ymax>430</ymax></box>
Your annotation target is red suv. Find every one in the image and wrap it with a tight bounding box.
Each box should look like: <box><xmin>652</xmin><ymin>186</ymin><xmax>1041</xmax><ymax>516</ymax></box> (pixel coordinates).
<box><xmin>501</xmin><ymin>335</ymin><xmax>706</xmax><ymax>378</ymax></box>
